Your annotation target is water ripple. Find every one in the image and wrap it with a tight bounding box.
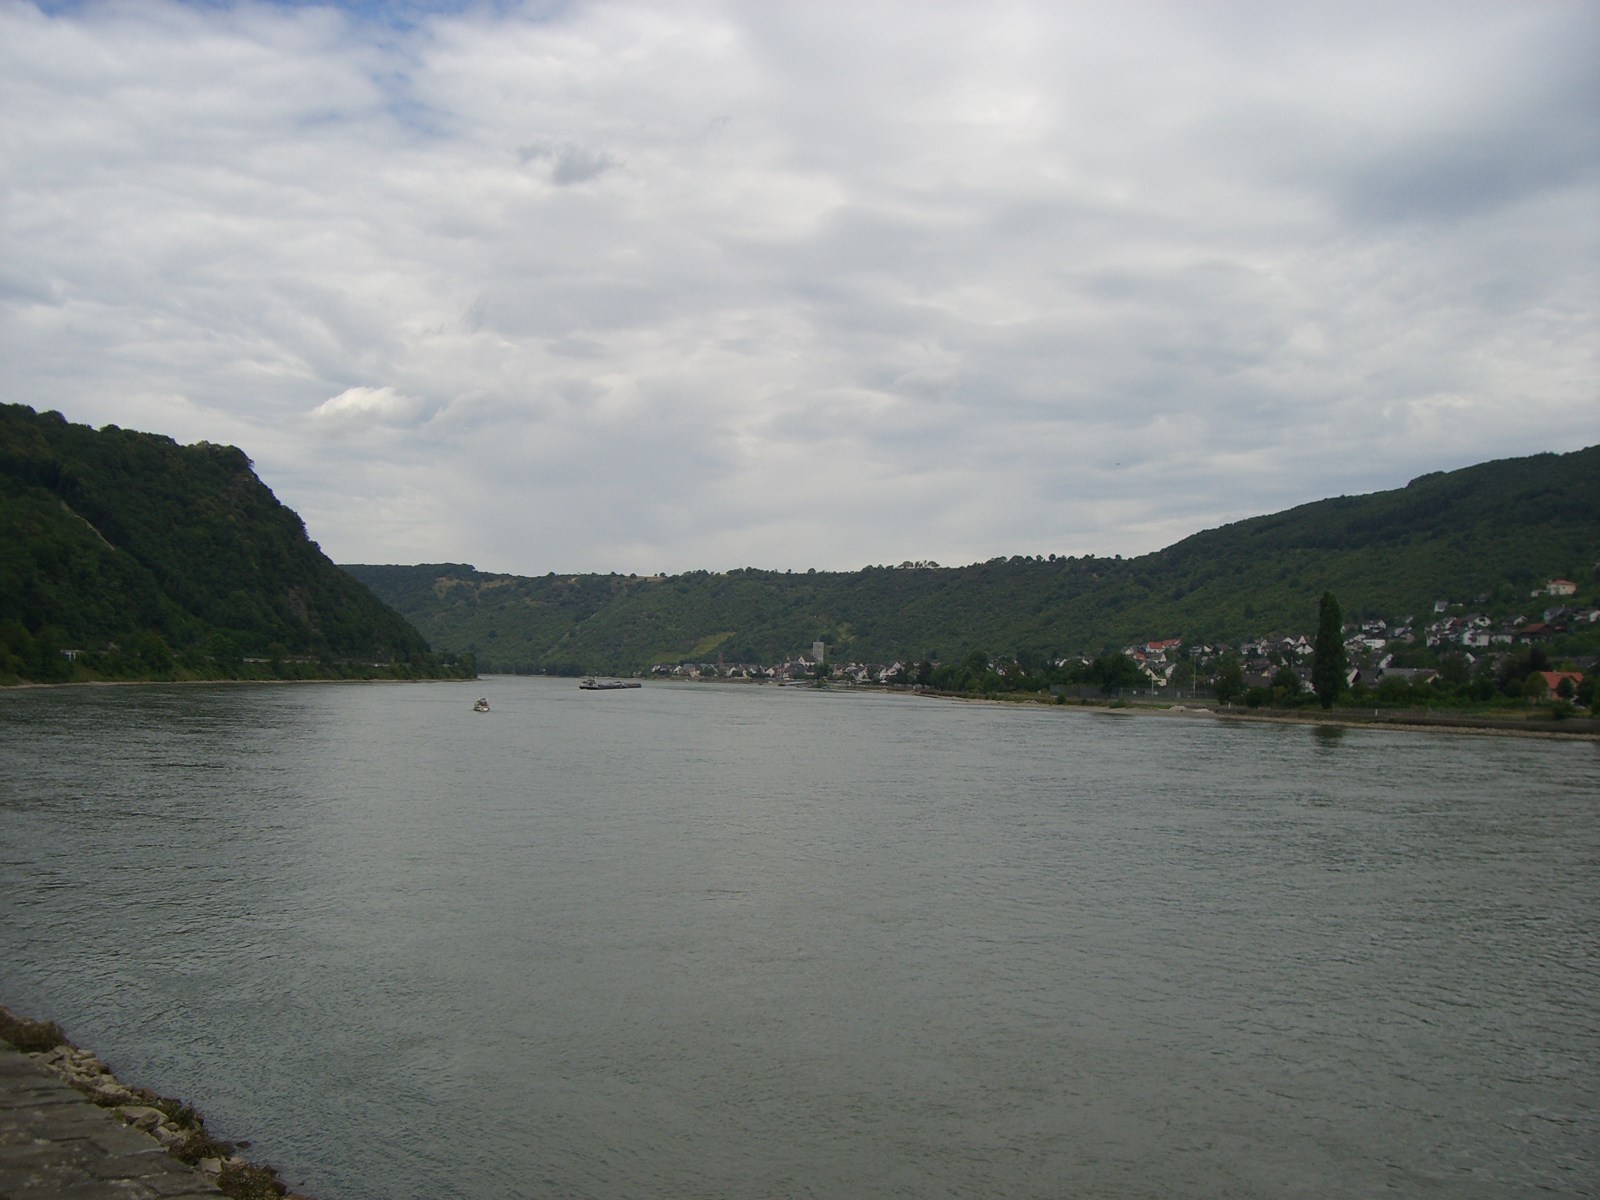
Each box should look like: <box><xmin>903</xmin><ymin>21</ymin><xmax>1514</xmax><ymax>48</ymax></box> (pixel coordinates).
<box><xmin>2</xmin><ymin>680</ymin><xmax>1596</xmax><ymax>1199</ymax></box>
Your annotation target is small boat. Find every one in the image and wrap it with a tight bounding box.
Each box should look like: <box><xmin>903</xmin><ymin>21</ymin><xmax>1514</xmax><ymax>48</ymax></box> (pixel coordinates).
<box><xmin>472</xmin><ymin>697</ymin><xmax>490</xmax><ymax>712</ymax></box>
<box><xmin>579</xmin><ymin>677</ymin><xmax>641</xmax><ymax>690</ymax></box>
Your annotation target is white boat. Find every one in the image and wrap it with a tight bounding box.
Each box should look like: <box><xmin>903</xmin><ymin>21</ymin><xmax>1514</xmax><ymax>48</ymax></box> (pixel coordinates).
<box><xmin>472</xmin><ymin>697</ymin><xmax>490</xmax><ymax>711</ymax></box>
<box><xmin>579</xmin><ymin>677</ymin><xmax>641</xmax><ymax>690</ymax></box>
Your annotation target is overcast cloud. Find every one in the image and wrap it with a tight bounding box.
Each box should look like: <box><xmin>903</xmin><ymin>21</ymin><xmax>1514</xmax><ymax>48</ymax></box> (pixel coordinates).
<box><xmin>3</xmin><ymin>0</ymin><xmax>1595</xmax><ymax>573</ymax></box>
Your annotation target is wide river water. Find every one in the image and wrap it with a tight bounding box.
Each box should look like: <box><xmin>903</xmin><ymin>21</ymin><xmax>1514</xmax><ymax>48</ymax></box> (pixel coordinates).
<box><xmin>1</xmin><ymin>677</ymin><xmax>1595</xmax><ymax>1198</ymax></box>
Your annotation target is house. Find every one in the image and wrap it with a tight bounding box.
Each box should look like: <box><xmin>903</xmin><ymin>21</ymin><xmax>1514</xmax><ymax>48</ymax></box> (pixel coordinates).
<box><xmin>1140</xmin><ymin>663</ymin><xmax>1173</xmax><ymax>687</ymax></box>
<box><xmin>1378</xmin><ymin>667</ymin><xmax>1439</xmax><ymax>686</ymax></box>
<box><xmin>1535</xmin><ymin>579</ymin><xmax>1577</xmax><ymax>597</ymax></box>
<box><xmin>1530</xmin><ymin>671</ymin><xmax>1584</xmax><ymax>698</ymax></box>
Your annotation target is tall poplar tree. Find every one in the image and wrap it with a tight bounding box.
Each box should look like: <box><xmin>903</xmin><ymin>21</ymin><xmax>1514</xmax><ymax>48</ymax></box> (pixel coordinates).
<box><xmin>1312</xmin><ymin>590</ymin><xmax>1346</xmax><ymax>710</ymax></box>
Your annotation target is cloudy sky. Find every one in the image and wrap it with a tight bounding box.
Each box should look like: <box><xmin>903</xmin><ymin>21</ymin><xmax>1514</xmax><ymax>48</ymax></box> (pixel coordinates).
<box><xmin>3</xmin><ymin>0</ymin><xmax>1595</xmax><ymax>574</ymax></box>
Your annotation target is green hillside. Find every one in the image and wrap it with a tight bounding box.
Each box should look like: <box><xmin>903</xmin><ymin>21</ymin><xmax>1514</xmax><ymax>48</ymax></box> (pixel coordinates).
<box><xmin>347</xmin><ymin>445</ymin><xmax>1600</xmax><ymax>675</ymax></box>
<box><xmin>0</xmin><ymin>404</ymin><xmax>469</xmax><ymax>683</ymax></box>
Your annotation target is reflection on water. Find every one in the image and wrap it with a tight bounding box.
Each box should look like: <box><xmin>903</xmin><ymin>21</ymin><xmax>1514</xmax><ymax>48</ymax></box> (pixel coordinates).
<box><xmin>1311</xmin><ymin>722</ymin><xmax>1347</xmax><ymax>751</ymax></box>
<box><xmin>2</xmin><ymin>679</ymin><xmax>1596</xmax><ymax>1200</ymax></box>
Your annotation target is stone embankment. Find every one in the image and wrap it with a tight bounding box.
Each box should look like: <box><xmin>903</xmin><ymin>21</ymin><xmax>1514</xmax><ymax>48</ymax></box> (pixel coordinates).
<box><xmin>0</xmin><ymin>1005</ymin><xmax>313</xmax><ymax>1200</ymax></box>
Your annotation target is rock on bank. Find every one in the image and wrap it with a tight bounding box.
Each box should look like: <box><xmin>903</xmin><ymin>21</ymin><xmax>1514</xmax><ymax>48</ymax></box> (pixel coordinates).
<box><xmin>0</xmin><ymin>1004</ymin><xmax>314</xmax><ymax>1200</ymax></box>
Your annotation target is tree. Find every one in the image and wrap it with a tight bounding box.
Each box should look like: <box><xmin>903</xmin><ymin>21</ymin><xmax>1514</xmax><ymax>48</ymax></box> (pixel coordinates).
<box><xmin>1496</xmin><ymin>646</ymin><xmax>1549</xmax><ymax>696</ymax></box>
<box><xmin>1437</xmin><ymin>651</ymin><xmax>1470</xmax><ymax>691</ymax></box>
<box><xmin>1214</xmin><ymin>657</ymin><xmax>1245</xmax><ymax>705</ymax></box>
<box><xmin>1271</xmin><ymin>664</ymin><xmax>1302</xmax><ymax>697</ymax></box>
<box><xmin>1090</xmin><ymin>652</ymin><xmax>1141</xmax><ymax>695</ymax></box>
<box><xmin>1312</xmin><ymin>591</ymin><xmax>1346</xmax><ymax>710</ymax></box>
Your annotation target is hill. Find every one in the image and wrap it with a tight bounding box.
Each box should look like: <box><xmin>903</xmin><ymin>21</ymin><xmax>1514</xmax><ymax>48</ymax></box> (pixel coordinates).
<box><xmin>0</xmin><ymin>404</ymin><xmax>468</xmax><ymax>682</ymax></box>
<box><xmin>346</xmin><ymin>445</ymin><xmax>1599</xmax><ymax>675</ymax></box>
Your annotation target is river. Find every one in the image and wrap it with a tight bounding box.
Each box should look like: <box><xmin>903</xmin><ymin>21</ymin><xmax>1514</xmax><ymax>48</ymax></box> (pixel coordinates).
<box><xmin>1</xmin><ymin>677</ymin><xmax>1595</xmax><ymax>1198</ymax></box>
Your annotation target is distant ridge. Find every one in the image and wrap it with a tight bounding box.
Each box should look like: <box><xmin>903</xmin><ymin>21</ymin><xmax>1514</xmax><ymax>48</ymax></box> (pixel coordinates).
<box><xmin>0</xmin><ymin>404</ymin><xmax>467</xmax><ymax>682</ymax></box>
<box><xmin>347</xmin><ymin>445</ymin><xmax>1599</xmax><ymax>675</ymax></box>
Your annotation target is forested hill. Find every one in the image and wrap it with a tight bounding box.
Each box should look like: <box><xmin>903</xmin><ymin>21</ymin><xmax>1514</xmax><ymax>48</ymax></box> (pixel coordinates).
<box><xmin>347</xmin><ymin>444</ymin><xmax>1599</xmax><ymax>675</ymax></box>
<box><xmin>0</xmin><ymin>404</ymin><xmax>466</xmax><ymax>682</ymax></box>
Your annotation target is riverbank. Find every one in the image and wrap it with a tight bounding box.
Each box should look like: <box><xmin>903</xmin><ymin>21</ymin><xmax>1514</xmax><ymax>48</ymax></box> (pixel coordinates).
<box><xmin>1205</xmin><ymin>704</ymin><xmax>1600</xmax><ymax>739</ymax></box>
<box><xmin>913</xmin><ymin>688</ymin><xmax>1600</xmax><ymax>739</ymax></box>
<box><xmin>0</xmin><ymin>1005</ymin><xmax>312</xmax><ymax>1200</ymax></box>
<box><xmin>1</xmin><ymin>674</ymin><xmax>470</xmax><ymax>689</ymax></box>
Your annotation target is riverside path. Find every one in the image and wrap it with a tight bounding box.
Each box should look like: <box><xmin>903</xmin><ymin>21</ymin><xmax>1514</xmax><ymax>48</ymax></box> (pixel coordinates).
<box><xmin>0</xmin><ymin>1044</ymin><xmax>223</xmax><ymax>1199</ymax></box>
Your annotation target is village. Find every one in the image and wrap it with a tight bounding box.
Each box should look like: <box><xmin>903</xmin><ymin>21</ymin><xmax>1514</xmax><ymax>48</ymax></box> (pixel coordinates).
<box><xmin>649</xmin><ymin>578</ymin><xmax>1597</xmax><ymax>708</ymax></box>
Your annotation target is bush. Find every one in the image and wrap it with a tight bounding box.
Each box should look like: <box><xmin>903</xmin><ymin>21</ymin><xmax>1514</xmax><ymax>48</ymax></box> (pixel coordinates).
<box><xmin>0</xmin><ymin>1006</ymin><xmax>65</xmax><ymax>1052</ymax></box>
<box><xmin>169</xmin><ymin>1127</ymin><xmax>237</xmax><ymax>1166</ymax></box>
<box><xmin>216</xmin><ymin>1161</ymin><xmax>287</xmax><ymax>1200</ymax></box>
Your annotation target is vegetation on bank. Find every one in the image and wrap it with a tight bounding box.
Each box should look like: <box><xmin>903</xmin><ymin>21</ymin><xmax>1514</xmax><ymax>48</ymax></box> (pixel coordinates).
<box><xmin>877</xmin><ymin>631</ymin><xmax>1594</xmax><ymax>717</ymax></box>
<box><xmin>0</xmin><ymin>1005</ymin><xmax>65</xmax><ymax>1053</ymax></box>
<box><xmin>0</xmin><ymin>632</ymin><xmax>475</xmax><ymax>686</ymax></box>
<box><xmin>347</xmin><ymin>444</ymin><xmax>1598</xmax><ymax>677</ymax></box>
<box><xmin>0</xmin><ymin>404</ymin><xmax>470</xmax><ymax>684</ymax></box>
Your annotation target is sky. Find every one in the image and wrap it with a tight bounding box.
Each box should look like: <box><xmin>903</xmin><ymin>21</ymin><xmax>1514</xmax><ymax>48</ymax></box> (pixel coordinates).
<box><xmin>2</xmin><ymin>0</ymin><xmax>1596</xmax><ymax>575</ymax></box>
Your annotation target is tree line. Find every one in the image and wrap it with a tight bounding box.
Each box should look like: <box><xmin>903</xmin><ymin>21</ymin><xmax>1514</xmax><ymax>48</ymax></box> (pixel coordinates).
<box><xmin>347</xmin><ymin>443</ymin><xmax>1598</xmax><ymax>678</ymax></box>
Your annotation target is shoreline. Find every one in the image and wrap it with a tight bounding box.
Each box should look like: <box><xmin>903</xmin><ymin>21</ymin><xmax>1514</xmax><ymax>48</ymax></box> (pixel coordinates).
<box><xmin>0</xmin><ymin>675</ymin><xmax>473</xmax><ymax>689</ymax></box>
<box><xmin>1205</xmin><ymin>706</ymin><xmax>1599</xmax><ymax>740</ymax></box>
<box><xmin>0</xmin><ymin>1005</ymin><xmax>313</xmax><ymax>1200</ymax></box>
<box><xmin>911</xmin><ymin>689</ymin><xmax>1600</xmax><ymax>740</ymax></box>
<box><xmin>7</xmin><ymin>674</ymin><xmax>1595</xmax><ymax>739</ymax></box>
